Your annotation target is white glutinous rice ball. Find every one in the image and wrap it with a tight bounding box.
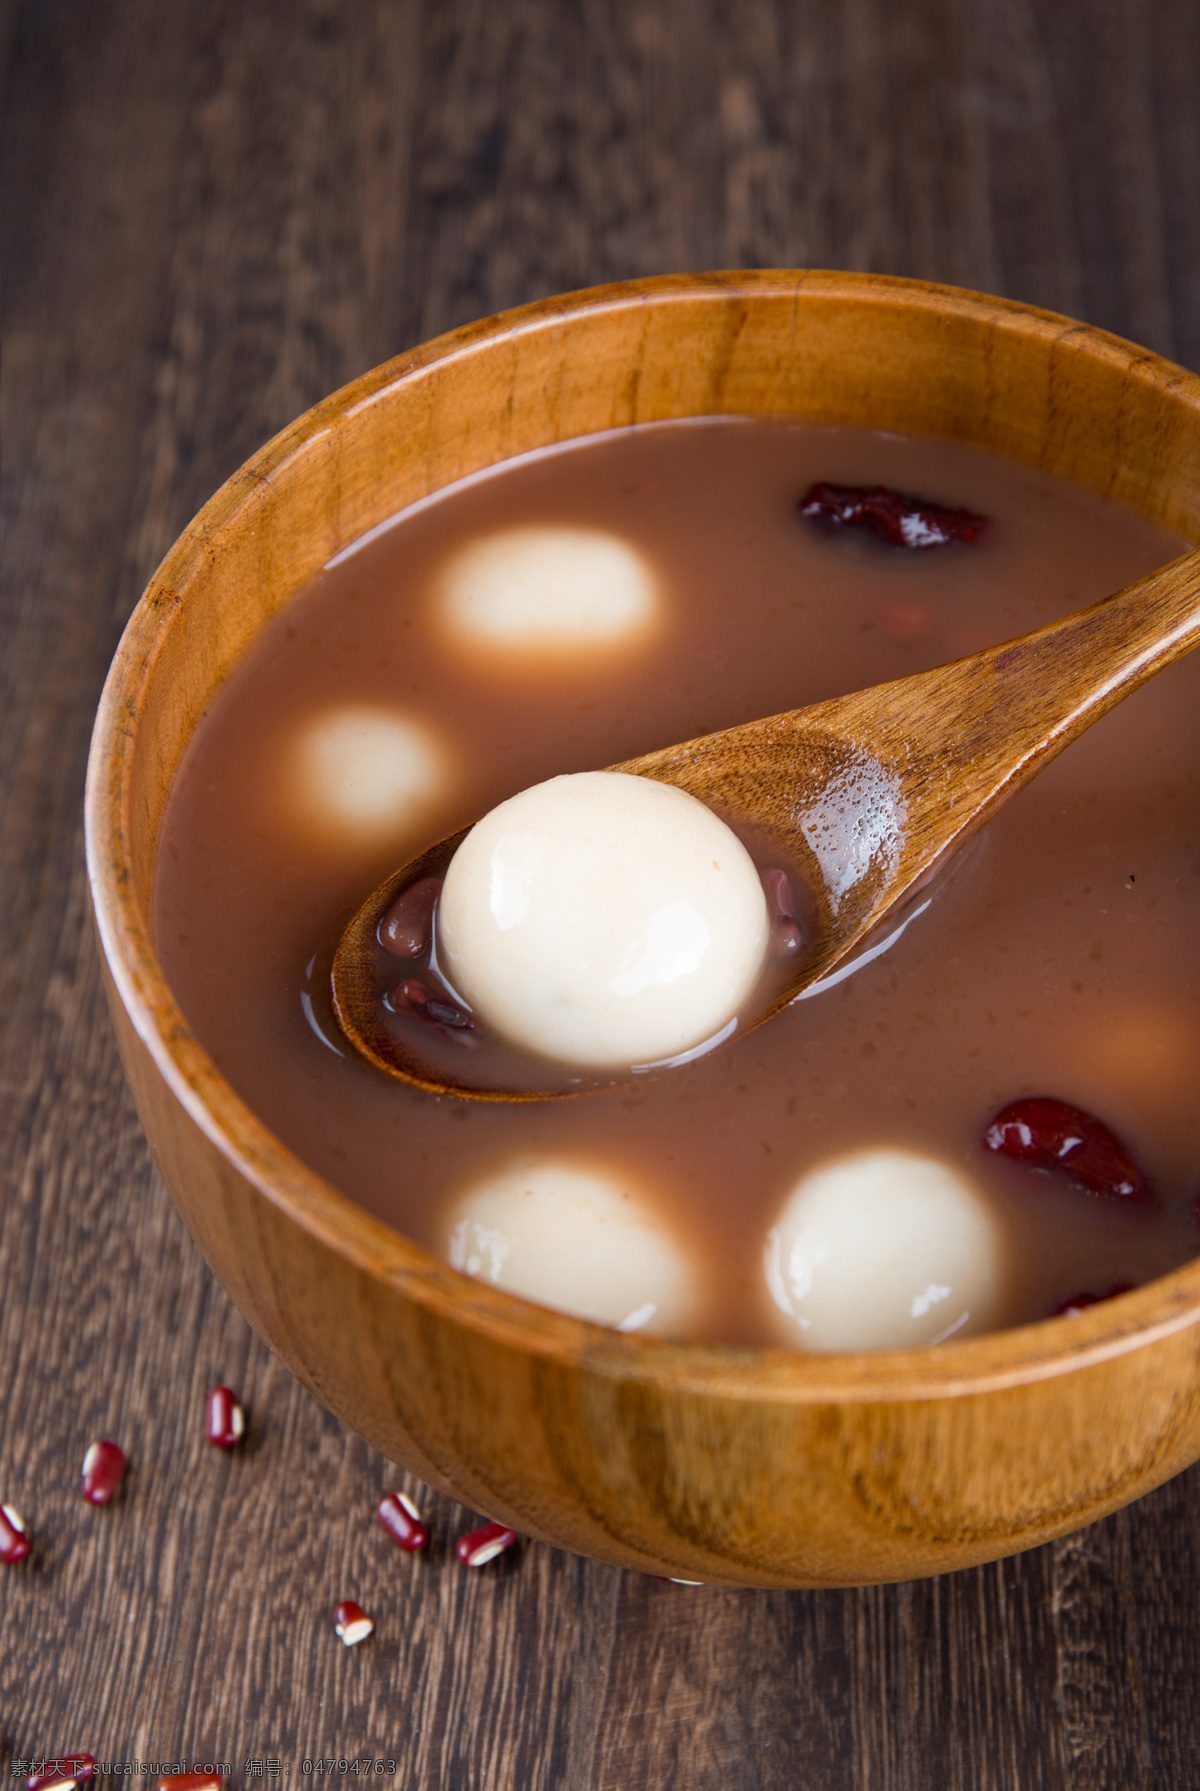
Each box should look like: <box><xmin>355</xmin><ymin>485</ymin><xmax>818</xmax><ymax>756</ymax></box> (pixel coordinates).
<box><xmin>763</xmin><ymin>1149</ymin><xmax>1005</xmax><ymax>1352</ymax></box>
<box><xmin>444</xmin><ymin>1157</ymin><xmax>698</xmax><ymax>1334</ymax></box>
<box><xmin>287</xmin><ymin>704</ymin><xmax>449</xmax><ymax>849</ymax></box>
<box><xmin>436</xmin><ymin>525</ymin><xmax>659</xmax><ymax>653</ymax></box>
<box><xmin>436</xmin><ymin>770</ymin><xmax>770</xmax><ymax>1068</ymax></box>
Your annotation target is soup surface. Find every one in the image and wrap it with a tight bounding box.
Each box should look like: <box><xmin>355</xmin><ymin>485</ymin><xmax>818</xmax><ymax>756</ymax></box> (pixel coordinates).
<box><xmin>155</xmin><ymin>419</ymin><xmax>1200</xmax><ymax>1346</ymax></box>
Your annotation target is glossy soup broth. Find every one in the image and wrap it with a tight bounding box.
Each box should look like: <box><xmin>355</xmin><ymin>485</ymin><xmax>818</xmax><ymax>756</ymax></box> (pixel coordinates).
<box><xmin>155</xmin><ymin>420</ymin><xmax>1200</xmax><ymax>1346</ymax></box>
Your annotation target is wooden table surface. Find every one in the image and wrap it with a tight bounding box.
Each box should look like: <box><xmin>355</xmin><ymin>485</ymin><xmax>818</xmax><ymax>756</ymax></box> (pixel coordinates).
<box><xmin>4</xmin><ymin>3</ymin><xmax>1200</xmax><ymax>1785</ymax></box>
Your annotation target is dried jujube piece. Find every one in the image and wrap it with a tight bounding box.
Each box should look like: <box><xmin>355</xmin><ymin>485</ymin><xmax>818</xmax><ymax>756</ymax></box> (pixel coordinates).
<box><xmin>799</xmin><ymin>482</ymin><xmax>987</xmax><ymax>550</ymax></box>
<box><xmin>983</xmin><ymin>1096</ymin><xmax>1149</xmax><ymax>1204</ymax></box>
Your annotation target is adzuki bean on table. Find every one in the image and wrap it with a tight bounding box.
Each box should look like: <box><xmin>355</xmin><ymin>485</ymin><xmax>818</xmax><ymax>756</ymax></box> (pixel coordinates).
<box><xmin>0</xmin><ymin>1502</ymin><xmax>30</xmax><ymax>1563</ymax></box>
<box><xmin>205</xmin><ymin>1385</ymin><xmax>245</xmax><ymax>1447</ymax></box>
<box><xmin>334</xmin><ymin>1598</ymin><xmax>374</xmax><ymax>1645</ymax></box>
<box><xmin>376</xmin><ymin>1490</ymin><xmax>428</xmax><ymax>1553</ymax></box>
<box><xmin>81</xmin><ymin>1439</ymin><xmax>126</xmax><ymax>1505</ymax></box>
<box><xmin>27</xmin><ymin>1760</ymin><xmax>97</xmax><ymax>1791</ymax></box>
<box><xmin>456</xmin><ymin>1521</ymin><xmax>518</xmax><ymax>1567</ymax></box>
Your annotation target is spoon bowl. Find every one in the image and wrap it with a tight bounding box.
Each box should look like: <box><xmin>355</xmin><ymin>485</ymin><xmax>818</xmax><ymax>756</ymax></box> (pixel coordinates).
<box><xmin>332</xmin><ymin>543</ymin><xmax>1200</xmax><ymax>1098</ymax></box>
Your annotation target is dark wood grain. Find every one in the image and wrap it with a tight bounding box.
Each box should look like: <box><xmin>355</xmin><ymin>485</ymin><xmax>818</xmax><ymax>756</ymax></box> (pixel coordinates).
<box><xmin>4</xmin><ymin>1</ymin><xmax>1200</xmax><ymax>1785</ymax></box>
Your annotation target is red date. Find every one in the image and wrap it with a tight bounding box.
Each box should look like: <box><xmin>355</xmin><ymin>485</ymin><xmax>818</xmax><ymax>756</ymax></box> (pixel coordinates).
<box><xmin>983</xmin><ymin>1096</ymin><xmax>1149</xmax><ymax>1204</ymax></box>
<box><xmin>799</xmin><ymin>482</ymin><xmax>987</xmax><ymax>550</ymax></box>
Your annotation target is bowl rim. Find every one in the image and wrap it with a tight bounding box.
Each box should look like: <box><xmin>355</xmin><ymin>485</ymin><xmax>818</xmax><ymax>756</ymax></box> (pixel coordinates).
<box><xmin>84</xmin><ymin>267</ymin><xmax>1200</xmax><ymax>1405</ymax></box>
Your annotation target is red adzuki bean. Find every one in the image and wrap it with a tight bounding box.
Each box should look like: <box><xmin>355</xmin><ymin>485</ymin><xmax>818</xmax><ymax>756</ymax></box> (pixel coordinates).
<box><xmin>205</xmin><ymin>1385</ymin><xmax>245</xmax><ymax>1447</ymax></box>
<box><xmin>983</xmin><ymin>1096</ymin><xmax>1149</xmax><ymax>1204</ymax></box>
<box><xmin>456</xmin><ymin>1521</ymin><xmax>518</xmax><ymax>1568</ymax></box>
<box><xmin>1053</xmin><ymin>1283</ymin><xmax>1135</xmax><ymax>1318</ymax></box>
<box><xmin>380</xmin><ymin>876</ymin><xmax>442</xmax><ymax>959</ymax></box>
<box><xmin>377</xmin><ymin>1490</ymin><xmax>428</xmax><ymax>1553</ymax></box>
<box><xmin>81</xmin><ymin>1439</ymin><xmax>127</xmax><ymax>1505</ymax></box>
<box><xmin>28</xmin><ymin>1762</ymin><xmax>97</xmax><ymax>1791</ymax></box>
<box><xmin>392</xmin><ymin>977</ymin><xmax>476</xmax><ymax>1033</ymax></box>
<box><xmin>334</xmin><ymin>1598</ymin><xmax>374</xmax><ymax>1645</ymax></box>
<box><xmin>0</xmin><ymin>1502</ymin><xmax>31</xmax><ymax>1564</ymax></box>
<box><xmin>799</xmin><ymin>482</ymin><xmax>987</xmax><ymax>549</ymax></box>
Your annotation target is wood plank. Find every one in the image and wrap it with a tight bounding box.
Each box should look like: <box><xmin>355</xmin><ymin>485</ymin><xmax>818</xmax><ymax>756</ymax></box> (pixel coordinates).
<box><xmin>3</xmin><ymin>1</ymin><xmax>1200</xmax><ymax>1785</ymax></box>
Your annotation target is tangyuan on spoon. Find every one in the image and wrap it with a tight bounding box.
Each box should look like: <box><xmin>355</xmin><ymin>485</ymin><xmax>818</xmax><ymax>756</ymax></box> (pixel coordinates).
<box><xmin>331</xmin><ymin>545</ymin><xmax>1200</xmax><ymax>1101</ymax></box>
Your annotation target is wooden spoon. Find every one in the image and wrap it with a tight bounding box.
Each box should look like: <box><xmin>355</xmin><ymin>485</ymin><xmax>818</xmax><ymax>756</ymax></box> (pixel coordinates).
<box><xmin>332</xmin><ymin>546</ymin><xmax>1200</xmax><ymax>1100</ymax></box>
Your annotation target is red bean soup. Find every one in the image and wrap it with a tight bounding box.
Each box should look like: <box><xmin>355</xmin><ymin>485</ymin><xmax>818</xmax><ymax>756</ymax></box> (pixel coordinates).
<box><xmin>155</xmin><ymin>419</ymin><xmax>1200</xmax><ymax>1349</ymax></box>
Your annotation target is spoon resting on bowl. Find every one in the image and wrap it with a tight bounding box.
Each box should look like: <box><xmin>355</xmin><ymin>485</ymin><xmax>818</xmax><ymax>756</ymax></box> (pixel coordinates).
<box><xmin>331</xmin><ymin>544</ymin><xmax>1200</xmax><ymax>1101</ymax></box>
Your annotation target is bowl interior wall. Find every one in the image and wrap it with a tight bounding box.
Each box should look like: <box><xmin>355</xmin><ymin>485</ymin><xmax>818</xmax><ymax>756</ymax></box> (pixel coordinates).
<box><xmin>123</xmin><ymin>276</ymin><xmax>1200</xmax><ymax>909</ymax></box>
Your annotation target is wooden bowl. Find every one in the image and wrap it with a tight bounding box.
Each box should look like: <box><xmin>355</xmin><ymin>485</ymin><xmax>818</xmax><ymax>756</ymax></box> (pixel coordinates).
<box><xmin>85</xmin><ymin>272</ymin><xmax>1200</xmax><ymax>1588</ymax></box>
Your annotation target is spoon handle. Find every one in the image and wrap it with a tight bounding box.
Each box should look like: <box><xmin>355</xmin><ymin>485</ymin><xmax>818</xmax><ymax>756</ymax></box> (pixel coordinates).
<box><xmin>622</xmin><ymin>543</ymin><xmax>1200</xmax><ymax>997</ymax></box>
<box><xmin>843</xmin><ymin>542</ymin><xmax>1200</xmax><ymax>855</ymax></box>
